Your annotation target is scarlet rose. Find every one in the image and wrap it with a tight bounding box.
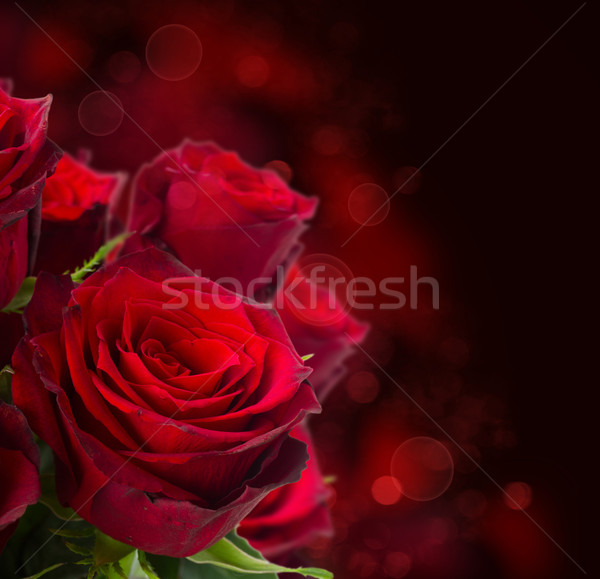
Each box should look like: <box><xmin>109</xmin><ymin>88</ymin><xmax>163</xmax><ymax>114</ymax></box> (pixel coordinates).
<box><xmin>277</xmin><ymin>266</ymin><xmax>368</xmax><ymax>400</ymax></box>
<box><xmin>12</xmin><ymin>248</ymin><xmax>320</xmax><ymax>556</ymax></box>
<box><xmin>1</xmin><ymin>83</ymin><xmax>61</xmax><ymax>308</ymax></box>
<box><xmin>34</xmin><ymin>151</ymin><xmax>125</xmax><ymax>274</ymax></box>
<box><xmin>0</xmin><ymin>402</ymin><xmax>40</xmax><ymax>553</ymax></box>
<box><xmin>118</xmin><ymin>141</ymin><xmax>317</xmax><ymax>293</ymax></box>
<box><xmin>238</xmin><ymin>424</ymin><xmax>332</xmax><ymax>559</ymax></box>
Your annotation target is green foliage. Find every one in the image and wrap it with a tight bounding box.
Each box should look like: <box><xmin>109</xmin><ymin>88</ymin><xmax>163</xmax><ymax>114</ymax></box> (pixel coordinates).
<box><xmin>69</xmin><ymin>232</ymin><xmax>131</xmax><ymax>284</ymax></box>
<box><xmin>1</xmin><ymin>276</ymin><xmax>35</xmax><ymax>314</ymax></box>
<box><xmin>186</xmin><ymin>530</ymin><xmax>333</xmax><ymax>579</ymax></box>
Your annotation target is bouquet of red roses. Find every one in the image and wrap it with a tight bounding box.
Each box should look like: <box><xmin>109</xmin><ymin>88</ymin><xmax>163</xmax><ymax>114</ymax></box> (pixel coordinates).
<box><xmin>1</xmin><ymin>83</ymin><xmax>366</xmax><ymax>578</ymax></box>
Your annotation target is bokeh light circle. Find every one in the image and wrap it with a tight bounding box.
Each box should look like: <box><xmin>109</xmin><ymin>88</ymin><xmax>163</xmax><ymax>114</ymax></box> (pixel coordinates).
<box><xmin>503</xmin><ymin>481</ymin><xmax>532</xmax><ymax>510</ymax></box>
<box><xmin>391</xmin><ymin>437</ymin><xmax>454</xmax><ymax>501</ymax></box>
<box><xmin>236</xmin><ymin>55</ymin><xmax>270</xmax><ymax>87</ymax></box>
<box><xmin>371</xmin><ymin>476</ymin><xmax>402</xmax><ymax>505</ymax></box>
<box><xmin>264</xmin><ymin>160</ymin><xmax>292</xmax><ymax>183</ymax></box>
<box><xmin>455</xmin><ymin>489</ymin><xmax>487</xmax><ymax>518</ymax></box>
<box><xmin>347</xmin><ymin>183</ymin><xmax>390</xmax><ymax>226</ymax></box>
<box><xmin>288</xmin><ymin>253</ymin><xmax>354</xmax><ymax>327</ymax></box>
<box><xmin>146</xmin><ymin>25</ymin><xmax>202</xmax><ymax>81</ymax></box>
<box><xmin>108</xmin><ymin>50</ymin><xmax>141</xmax><ymax>83</ymax></box>
<box><xmin>346</xmin><ymin>371</ymin><xmax>380</xmax><ymax>403</ymax></box>
<box><xmin>167</xmin><ymin>181</ymin><xmax>198</xmax><ymax>211</ymax></box>
<box><xmin>384</xmin><ymin>552</ymin><xmax>411</xmax><ymax>578</ymax></box>
<box><xmin>78</xmin><ymin>91</ymin><xmax>124</xmax><ymax>136</ymax></box>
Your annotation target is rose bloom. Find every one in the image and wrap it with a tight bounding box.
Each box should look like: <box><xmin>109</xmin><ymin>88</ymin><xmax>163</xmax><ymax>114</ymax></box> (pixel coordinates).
<box><xmin>238</xmin><ymin>424</ymin><xmax>332</xmax><ymax>559</ymax></box>
<box><xmin>0</xmin><ymin>83</ymin><xmax>61</xmax><ymax>308</ymax></box>
<box><xmin>12</xmin><ymin>248</ymin><xmax>320</xmax><ymax>556</ymax></box>
<box><xmin>0</xmin><ymin>402</ymin><xmax>40</xmax><ymax>553</ymax></box>
<box><xmin>34</xmin><ymin>151</ymin><xmax>125</xmax><ymax>274</ymax></box>
<box><xmin>117</xmin><ymin>141</ymin><xmax>317</xmax><ymax>293</ymax></box>
<box><xmin>276</xmin><ymin>267</ymin><xmax>368</xmax><ymax>401</ymax></box>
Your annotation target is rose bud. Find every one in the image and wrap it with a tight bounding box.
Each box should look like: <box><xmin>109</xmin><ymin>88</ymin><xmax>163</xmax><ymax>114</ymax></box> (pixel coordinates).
<box><xmin>238</xmin><ymin>424</ymin><xmax>332</xmax><ymax>559</ymax></box>
<box><xmin>33</xmin><ymin>151</ymin><xmax>126</xmax><ymax>275</ymax></box>
<box><xmin>0</xmin><ymin>402</ymin><xmax>40</xmax><ymax>553</ymax></box>
<box><xmin>0</xmin><ymin>83</ymin><xmax>61</xmax><ymax>309</ymax></box>
<box><xmin>276</xmin><ymin>266</ymin><xmax>368</xmax><ymax>401</ymax></box>
<box><xmin>116</xmin><ymin>141</ymin><xmax>317</xmax><ymax>296</ymax></box>
<box><xmin>12</xmin><ymin>248</ymin><xmax>320</xmax><ymax>557</ymax></box>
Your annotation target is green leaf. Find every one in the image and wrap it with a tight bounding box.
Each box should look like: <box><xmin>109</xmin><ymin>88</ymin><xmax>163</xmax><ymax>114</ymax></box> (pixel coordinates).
<box><xmin>93</xmin><ymin>530</ymin><xmax>135</xmax><ymax>567</ymax></box>
<box><xmin>186</xmin><ymin>531</ymin><xmax>333</xmax><ymax>579</ymax></box>
<box><xmin>301</xmin><ymin>353</ymin><xmax>315</xmax><ymax>362</ymax></box>
<box><xmin>180</xmin><ymin>559</ymin><xmax>276</xmax><ymax>579</ymax></box>
<box><xmin>39</xmin><ymin>473</ymin><xmax>82</xmax><ymax>521</ymax></box>
<box><xmin>101</xmin><ymin>552</ymin><xmax>136</xmax><ymax>579</ymax></box>
<box><xmin>49</xmin><ymin>527</ymin><xmax>95</xmax><ymax>539</ymax></box>
<box><xmin>63</xmin><ymin>541</ymin><xmax>93</xmax><ymax>556</ymax></box>
<box><xmin>110</xmin><ymin>561</ymin><xmax>129</xmax><ymax>578</ymax></box>
<box><xmin>137</xmin><ymin>551</ymin><xmax>160</xmax><ymax>579</ymax></box>
<box><xmin>23</xmin><ymin>562</ymin><xmax>65</xmax><ymax>579</ymax></box>
<box><xmin>0</xmin><ymin>364</ymin><xmax>13</xmax><ymax>403</ymax></box>
<box><xmin>1</xmin><ymin>276</ymin><xmax>36</xmax><ymax>314</ymax></box>
<box><xmin>69</xmin><ymin>232</ymin><xmax>131</xmax><ymax>284</ymax></box>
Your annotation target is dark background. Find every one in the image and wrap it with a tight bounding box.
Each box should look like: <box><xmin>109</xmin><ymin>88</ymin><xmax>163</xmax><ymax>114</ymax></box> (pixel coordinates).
<box><xmin>1</xmin><ymin>1</ymin><xmax>595</xmax><ymax>577</ymax></box>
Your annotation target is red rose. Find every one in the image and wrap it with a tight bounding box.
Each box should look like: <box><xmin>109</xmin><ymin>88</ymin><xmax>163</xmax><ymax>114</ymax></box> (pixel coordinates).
<box><xmin>12</xmin><ymin>248</ymin><xmax>320</xmax><ymax>557</ymax></box>
<box><xmin>0</xmin><ymin>402</ymin><xmax>40</xmax><ymax>553</ymax></box>
<box><xmin>238</xmin><ymin>424</ymin><xmax>332</xmax><ymax>559</ymax></box>
<box><xmin>34</xmin><ymin>151</ymin><xmax>126</xmax><ymax>274</ymax></box>
<box><xmin>0</xmin><ymin>83</ymin><xmax>61</xmax><ymax>308</ymax></box>
<box><xmin>118</xmin><ymin>141</ymin><xmax>317</xmax><ymax>293</ymax></box>
<box><xmin>276</xmin><ymin>267</ymin><xmax>368</xmax><ymax>401</ymax></box>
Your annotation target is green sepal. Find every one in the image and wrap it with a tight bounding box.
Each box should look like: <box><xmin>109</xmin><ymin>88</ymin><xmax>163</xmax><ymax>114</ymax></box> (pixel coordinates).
<box><xmin>1</xmin><ymin>276</ymin><xmax>36</xmax><ymax>314</ymax></box>
<box><xmin>49</xmin><ymin>527</ymin><xmax>95</xmax><ymax>539</ymax></box>
<box><xmin>137</xmin><ymin>551</ymin><xmax>161</xmax><ymax>579</ymax></box>
<box><xmin>186</xmin><ymin>530</ymin><xmax>333</xmax><ymax>578</ymax></box>
<box><xmin>93</xmin><ymin>530</ymin><xmax>135</xmax><ymax>567</ymax></box>
<box><xmin>63</xmin><ymin>540</ymin><xmax>93</xmax><ymax>557</ymax></box>
<box><xmin>0</xmin><ymin>365</ymin><xmax>13</xmax><ymax>403</ymax></box>
<box><xmin>69</xmin><ymin>232</ymin><xmax>131</xmax><ymax>284</ymax></box>
<box><xmin>23</xmin><ymin>562</ymin><xmax>65</xmax><ymax>579</ymax></box>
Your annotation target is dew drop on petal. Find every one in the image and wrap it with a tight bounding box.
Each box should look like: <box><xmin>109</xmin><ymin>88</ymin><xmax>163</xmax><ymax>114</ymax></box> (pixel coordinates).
<box><xmin>78</xmin><ymin>91</ymin><xmax>124</xmax><ymax>136</ymax></box>
<box><xmin>146</xmin><ymin>25</ymin><xmax>202</xmax><ymax>81</ymax></box>
<box><xmin>348</xmin><ymin>183</ymin><xmax>390</xmax><ymax>226</ymax></box>
<box><xmin>391</xmin><ymin>437</ymin><xmax>454</xmax><ymax>501</ymax></box>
